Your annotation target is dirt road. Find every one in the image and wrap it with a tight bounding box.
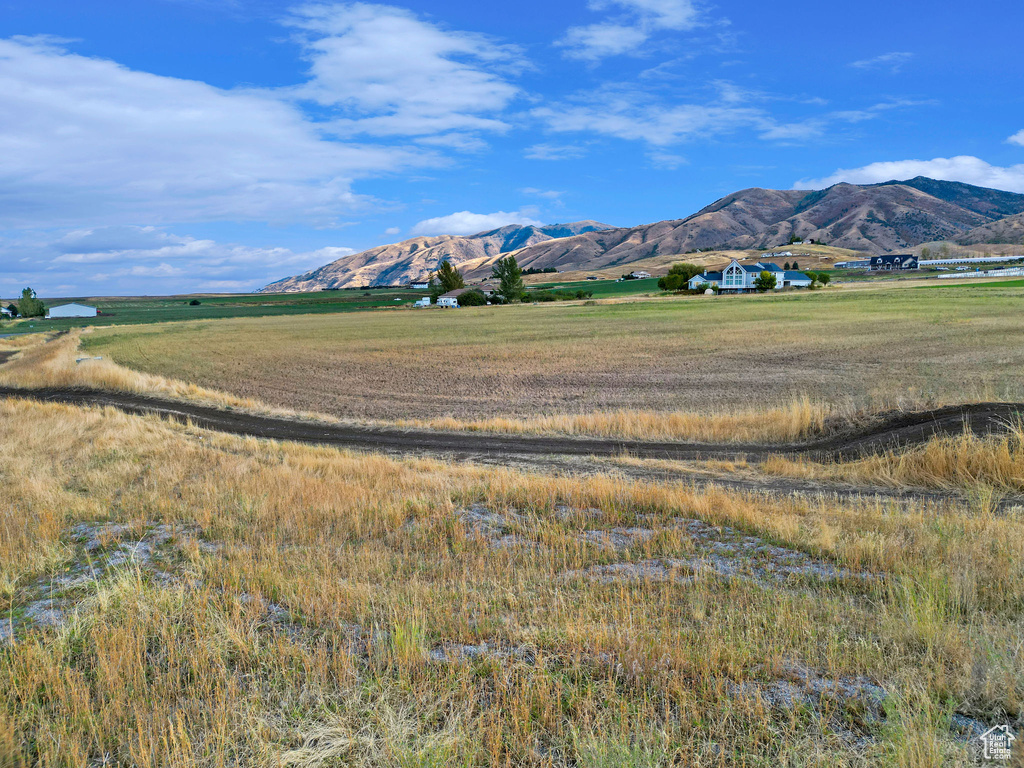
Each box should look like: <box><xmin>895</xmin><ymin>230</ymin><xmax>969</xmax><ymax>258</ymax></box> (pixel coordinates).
<box><xmin>2</xmin><ymin>385</ymin><xmax>1020</xmax><ymax>462</ymax></box>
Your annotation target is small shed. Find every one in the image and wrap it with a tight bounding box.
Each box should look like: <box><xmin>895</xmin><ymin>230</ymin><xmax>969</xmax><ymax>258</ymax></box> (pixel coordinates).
<box><xmin>48</xmin><ymin>303</ymin><xmax>98</xmax><ymax>318</ymax></box>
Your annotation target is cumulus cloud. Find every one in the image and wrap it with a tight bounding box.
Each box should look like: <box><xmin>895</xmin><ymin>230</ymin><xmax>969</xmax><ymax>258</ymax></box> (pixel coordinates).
<box><xmin>0</xmin><ymin>225</ymin><xmax>354</xmax><ymax>296</ymax></box>
<box><xmin>795</xmin><ymin>156</ymin><xmax>1024</xmax><ymax>193</ymax></box>
<box><xmin>1008</xmin><ymin>130</ymin><xmax>1024</xmax><ymax>147</ymax></box>
<box><xmin>286</xmin><ymin>4</ymin><xmax>524</xmax><ymax>137</ymax></box>
<box><xmin>0</xmin><ymin>35</ymin><xmax>439</xmax><ymax>229</ymax></box>
<box><xmin>409</xmin><ymin>209</ymin><xmax>543</xmax><ymax>236</ymax></box>
<box><xmin>850</xmin><ymin>52</ymin><xmax>913</xmax><ymax>73</ymax></box>
<box><xmin>0</xmin><ymin>6</ymin><xmax>529</xmax><ymax>231</ymax></box>
<box><xmin>559</xmin><ymin>0</ymin><xmax>700</xmax><ymax>60</ymax></box>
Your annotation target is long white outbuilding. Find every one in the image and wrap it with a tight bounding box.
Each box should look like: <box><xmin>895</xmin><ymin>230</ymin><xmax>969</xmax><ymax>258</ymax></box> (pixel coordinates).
<box><xmin>47</xmin><ymin>303</ymin><xmax>98</xmax><ymax>318</ymax></box>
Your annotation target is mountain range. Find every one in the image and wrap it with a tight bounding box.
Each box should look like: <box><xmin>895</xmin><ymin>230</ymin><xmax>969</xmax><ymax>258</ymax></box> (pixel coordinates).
<box><xmin>262</xmin><ymin>222</ymin><xmax>611</xmax><ymax>293</ymax></box>
<box><xmin>262</xmin><ymin>178</ymin><xmax>1024</xmax><ymax>291</ymax></box>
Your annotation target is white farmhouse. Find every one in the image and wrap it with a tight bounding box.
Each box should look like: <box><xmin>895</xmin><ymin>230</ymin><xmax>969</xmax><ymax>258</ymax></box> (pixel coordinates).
<box><xmin>687</xmin><ymin>260</ymin><xmax>812</xmax><ymax>293</ymax></box>
<box><xmin>630</xmin><ymin>271</ymin><xmax>651</xmax><ymax>279</ymax></box>
<box><xmin>437</xmin><ymin>288</ymin><xmax>469</xmax><ymax>307</ymax></box>
<box><xmin>47</xmin><ymin>303</ymin><xmax>98</xmax><ymax>318</ymax></box>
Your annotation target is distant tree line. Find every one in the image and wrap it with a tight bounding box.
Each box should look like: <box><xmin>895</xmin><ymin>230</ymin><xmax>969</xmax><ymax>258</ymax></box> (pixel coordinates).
<box><xmin>425</xmin><ymin>256</ymin><xmax>589</xmax><ymax>306</ymax></box>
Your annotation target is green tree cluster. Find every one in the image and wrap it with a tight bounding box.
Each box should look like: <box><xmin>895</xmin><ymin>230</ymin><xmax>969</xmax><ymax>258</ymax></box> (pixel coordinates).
<box><xmin>803</xmin><ymin>271</ymin><xmax>829</xmax><ymax>287</ymax></box>
<box><xmin>456</xmin><ymin>290</ymin><xmax>487</xmax><ymax>307</ymax></box>
<box><xmin>753</xmin><ymin>271</ymin><xmax>777</xmax><ymax>292</ymax></box>
<box><xmin>657</xmin><ymin>262</ymin><xmax>702</xmax><ymax>292</ymax></box>
<box><xmin>491</xmin><ymin>255</ymin><xmax>525</xmax><ymax>304</ymax></box>
<box><xmin>429</xmin><ymin>260</ymin><xmax>465</xmax><ymax>303</ymax></box>
<box><xmin>17</xmin><ymin>288</ymin><xmax>46</xmax><ymax>318</ymax></box>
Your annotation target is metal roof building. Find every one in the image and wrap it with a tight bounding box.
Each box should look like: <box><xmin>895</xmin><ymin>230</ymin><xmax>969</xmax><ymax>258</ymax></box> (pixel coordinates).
<box><xmin>47</xmin><ymin>303</ymin><xmax>98</xmax><ymax>318</ymax></box>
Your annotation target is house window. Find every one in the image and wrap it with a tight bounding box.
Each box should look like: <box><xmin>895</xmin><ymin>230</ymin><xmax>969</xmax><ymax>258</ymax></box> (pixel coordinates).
<box><xmin>724</xmin><ymin>266</ymin><xmax>742</xmax><ymax>287</ymax></box>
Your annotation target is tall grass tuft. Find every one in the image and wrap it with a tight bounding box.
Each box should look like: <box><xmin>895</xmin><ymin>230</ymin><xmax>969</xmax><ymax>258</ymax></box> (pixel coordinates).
<box><xmin>404</xmin><ymin>396</ymin><xmax>830</xmax><ymax>444</ymax></box>
<box><xmin>761</xmin><ymin>420</ymin><xmax>1024</xmax><ymax>492</ymax></box>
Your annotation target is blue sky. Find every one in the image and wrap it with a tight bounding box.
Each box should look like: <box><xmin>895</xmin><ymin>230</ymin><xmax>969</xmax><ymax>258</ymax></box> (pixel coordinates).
<box><xmin>1</xmin><ymin>0</ymin><xmax>1022</xmax><ymax>297</ymax></box>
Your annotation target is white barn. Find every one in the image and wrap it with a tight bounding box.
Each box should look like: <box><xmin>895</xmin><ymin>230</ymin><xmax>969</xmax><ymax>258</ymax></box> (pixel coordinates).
<box><xmin>47</xmin><ymin>303</ymin><xmax>98</xmax><ymax>318</ymax></box>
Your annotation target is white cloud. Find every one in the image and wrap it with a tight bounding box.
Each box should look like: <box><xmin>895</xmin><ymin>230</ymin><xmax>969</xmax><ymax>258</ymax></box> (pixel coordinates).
<box><xmin>0</xmin><ymin>5</ymin><xmax>532</xmax><ymax>232</ymax></box>
<box><xmin>534</xmin><ymin>86</ymin><xmax>930</xmax><ymax>148</ymax></box>
<box><xmin>521</xmin><ymin>187</ymin><xmax>565</xmax><ymax>199</ymax></box>
<box><xmin>559</xmin><ymin>23</ymin><xmax>649</xmax><ymax>60</ymax></box>
<box><xmin>850</xmin><ymin>51</ymin><xmax>913</xmax><ymax>73</ymax></box>
<box><xmin>559</xmin><ymin>0</ymin><xmax>700</xmax><ymax>60</ymax></box>
<box><xmin>533</xmin><ymin>88</ymin><xmax>764</xmax><ymax>146</ymax></box>
<box><xmin>524</xmin><ymin>143</ymin><xmax>588</xmax><ymax>160</ymax></box>
<box><xmin>795</xmin><ymin>156</ymin><xmax>1024</xmax><ymax>193</ymax></box>
<box><xmin>286</xmin><ymin>4</ymin><xmax>524</xmax><ymax>137</ymax></box>
<box><xmin>0</xmin><ymin>225</ymin><xmax>355</xmax><ymax>295</ymax></box>
<box><xmin>1008</xmin><ymin>130</ymin><xmax>1024</xmax><ymax>147</ymax></box>
<box><xmin>410</xmin><ymin>209</ymin><xmax>543</xmax><ymax>236</ymax></box>
<box><xmin>759</xmin><ymin>119</ymin><xmax>827</xmax><ymax>141</ymax></box>
<box><xmin>0</xmin><ymin>35</ymin><xmax>438</xmax><ymax>229</ymax></box>
<box><xmin>414</xmin><ymin>133</ymin><xmax>490</xmax><ymax>153</ymax></box>
<box><xmin>647</xmin><ymin>151</ymin><xmax>687</xmax><ymax>169</ymax></box>
<box><xmin>384</xmin><ymin>226</ymin><xmax>401</xmax><ymax>235</ymax></box>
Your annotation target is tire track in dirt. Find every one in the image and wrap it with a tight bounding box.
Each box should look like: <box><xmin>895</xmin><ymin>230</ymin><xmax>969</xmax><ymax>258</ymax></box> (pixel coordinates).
<box><xmin>2</xmin><ymin>385</ymin><xmax>1021</xmax><ymax>460</ymax></box>
<box><xmin>3</xmin><ymin>385</ymin><xmax>1022</xmax><ymax>507</ymax></box>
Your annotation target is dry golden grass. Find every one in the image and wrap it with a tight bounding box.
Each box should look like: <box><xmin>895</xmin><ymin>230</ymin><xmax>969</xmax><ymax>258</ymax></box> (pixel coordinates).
<box><xmin>761</xmin><ymin>423</ymin><xmax>1024</xmax><ymax>493</ymax></box>
<box><xmin>1</xmin><ymin>397</ymin><xmax>1022</xmax><ymax>765</ymax></box>
<box><xmin>0</xmin><ymin>330</ymin><xmax>255</xmax><ymax>410</ymax></box>
<box><xmin>405</xmin><ymin>395</ymin><xmax>828</xmax><ymax>444</ymax></box>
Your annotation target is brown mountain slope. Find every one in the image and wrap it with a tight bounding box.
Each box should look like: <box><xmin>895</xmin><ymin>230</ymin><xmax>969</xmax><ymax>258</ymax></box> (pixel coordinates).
<box><xmin>955</xmin><ymin>212</ymin><xmax>1024</xmax><ymax>246</ymax></box>
<box><xmin>262</xmin><ymin>178</ymin><xmax>1024</xmax><ymax>290</ymax></box>
<box><xmin>262</xmin><ymin>222</ymin><xmax>611</xmax><ymax>292</ymax></box>
<box><xmin>505</xmin><ymin>180</ymin><xmax>1024</xmax><ymax>271</ymax></box>
<box><xmin>732</xmin><ymin>183</ymin><xmax>997</xmax><ymax>252</ymax></box>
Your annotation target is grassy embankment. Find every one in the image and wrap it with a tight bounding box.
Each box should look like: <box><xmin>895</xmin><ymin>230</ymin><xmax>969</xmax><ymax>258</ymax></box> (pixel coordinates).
<box><xmin>1</xmin><ymin>396</ymin><xmax>1022</xmax><ymax>765</ymax></box>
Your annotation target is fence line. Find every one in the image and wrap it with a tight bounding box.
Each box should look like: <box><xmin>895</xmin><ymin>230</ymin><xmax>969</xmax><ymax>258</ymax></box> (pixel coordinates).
<box><xmin>937</xmin><ymin>267</ymin><xmax>1024</xmax><ymax>279</ymax></box>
